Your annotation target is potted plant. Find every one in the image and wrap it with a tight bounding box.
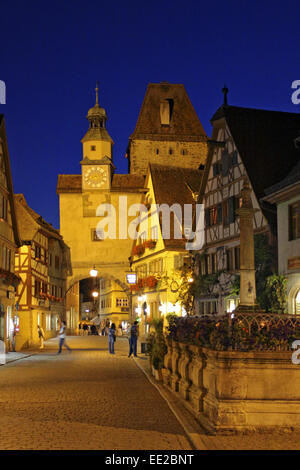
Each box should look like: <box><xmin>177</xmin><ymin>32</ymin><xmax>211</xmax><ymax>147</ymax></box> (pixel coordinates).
<box><xmin>147</xmin><ymin>318</ymin><xmax>167</xmax><ymax>381</ymax></box>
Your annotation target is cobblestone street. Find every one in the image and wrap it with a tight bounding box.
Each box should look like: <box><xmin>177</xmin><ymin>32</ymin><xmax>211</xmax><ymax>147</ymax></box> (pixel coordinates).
<box><xmin>0</xmin><ymin>335</ymin><xmax>191</xmax><ymax>450</ymax></box>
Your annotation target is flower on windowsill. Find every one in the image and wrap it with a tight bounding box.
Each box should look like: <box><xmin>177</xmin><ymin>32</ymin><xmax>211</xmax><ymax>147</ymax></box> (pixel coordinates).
<box><xmin>132</xmin><ymin>244</ymin><xmax>146</xmax><ymax>256</ymax></box>
<box><xmin>145</xmin><ymin>240</ymin><xmax>157</xmax><ymax>249</ymax></box>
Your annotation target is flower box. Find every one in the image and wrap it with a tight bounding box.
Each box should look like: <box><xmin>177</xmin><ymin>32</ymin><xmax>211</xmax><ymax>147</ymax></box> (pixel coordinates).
<box><xmin>132</xmin><ymin>244</ymin><xmax>145</xmax><ymax>256</ymax></box>
<box><xmin>145</xmin><ymin>240</ymin><xmax>157</xmax><ymax>249</ymax></box>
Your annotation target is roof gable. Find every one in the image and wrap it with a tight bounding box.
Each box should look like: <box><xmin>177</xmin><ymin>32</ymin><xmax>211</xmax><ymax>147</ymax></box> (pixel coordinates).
<box><xmin>130</xmin><ymin>82</ymin><xmax>207</xmax><ymax>141</ymax></box>
<box><xmin>211</xmin><ymin>105</ymin><xmax>300</xmax><ymax>199</ymax></box>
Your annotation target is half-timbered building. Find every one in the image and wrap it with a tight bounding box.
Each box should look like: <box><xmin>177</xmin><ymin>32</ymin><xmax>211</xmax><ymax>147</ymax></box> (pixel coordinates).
<box><xmin>14</xmin><ymin>194</ymin><xmax>72</xmax><ymax>349</ymax></box>
<box><xmin>195</xmin><ymin>100</ymin><xmax>300</xmax><ymax>315</ymax></box>
<box><xmin>0</xmin><ymin>115</ymin><xmax>21</xmax><ymax>352</ymax></box>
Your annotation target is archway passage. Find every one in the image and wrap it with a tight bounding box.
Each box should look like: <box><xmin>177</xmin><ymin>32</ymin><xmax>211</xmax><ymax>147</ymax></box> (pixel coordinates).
<box><xmin>66</xmin><ymin>273</ymin><xmax>131</xmax><ymax>336</ymax></box>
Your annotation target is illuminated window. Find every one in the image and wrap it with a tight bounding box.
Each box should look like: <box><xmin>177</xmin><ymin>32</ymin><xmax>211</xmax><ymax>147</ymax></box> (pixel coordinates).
<box><xmin>289</xmin><ymin>201</ymin><xmax>300</xmax><ymax>240</ymax></box>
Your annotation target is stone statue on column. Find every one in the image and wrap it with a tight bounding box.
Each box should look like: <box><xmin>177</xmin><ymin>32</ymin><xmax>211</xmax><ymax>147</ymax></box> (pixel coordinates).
<box><xmin>234</xmin><ymin>177</ymin><xmax>263</xmax><ymax>313</ymax></box>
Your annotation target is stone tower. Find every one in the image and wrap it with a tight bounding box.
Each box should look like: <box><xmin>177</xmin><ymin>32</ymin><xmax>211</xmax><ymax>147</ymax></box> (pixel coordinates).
<box><xmin>127</xmin><ymin>82</ymin><xmax>208</xmax><ymax>176</ymax></box>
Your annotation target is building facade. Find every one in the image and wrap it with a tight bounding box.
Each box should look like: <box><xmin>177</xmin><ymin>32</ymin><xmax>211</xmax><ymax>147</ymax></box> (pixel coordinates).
<box><xmin>264</xmin><ymin>159</ymin><xmax>300</xmax><ymax>314</ymax></box>
<box><xmin>57</xmin><ymin>83</ymin><xmax>207</xmax><ymax>325</ymax></box>
<box><xmin>14</xmin><ymin>194</ymin><xmax>72</xmax><ymax>349</ymax></box>
<box><xmin>0</xmin><ymin>115</ymin><xmax>21</xmax><ymax>352</ymax></box>
<box><xmin>127</xmin><ymin>82</ymin><xmax>207</xmax><ymax>176</ymax></box>
<box><xmin>130</xmin><ymin>164</ymin><xmax>203</xmax><ymax>333</ymax></box>
<box><xmin>195</xmin><ymin>102</ymin><xmax>300</xmax><ymax>315</ymax></box>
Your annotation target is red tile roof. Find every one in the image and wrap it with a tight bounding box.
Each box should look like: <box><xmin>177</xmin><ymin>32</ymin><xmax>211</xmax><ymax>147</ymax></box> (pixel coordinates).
<box><xmin>130</xmin><ymin>82</ymin><xmax>207</xmax><ymax>142</ymax></box>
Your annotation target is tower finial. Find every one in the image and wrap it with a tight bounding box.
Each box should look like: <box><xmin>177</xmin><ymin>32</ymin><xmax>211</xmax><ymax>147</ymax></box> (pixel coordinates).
<box><xmin>222</xmin><ymin>84</ymin><xmax>229</xmax><ymax>106</ymax></box>
<box><xmin>95</xmin><ymin>81</ymin><xmax>99</xmax><ymax>106</ymax></box>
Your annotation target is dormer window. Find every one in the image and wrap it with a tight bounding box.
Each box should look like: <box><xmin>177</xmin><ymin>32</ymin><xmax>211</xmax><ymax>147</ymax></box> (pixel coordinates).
<box><xmin>91</xmin><ymin>145</ymin><xmax>96</xmax><ymax>151</ymax></box>
<box><xmin>160</xmin><ymin>98</ymin><xmax>174</xmax><ymax>125</ymax></box>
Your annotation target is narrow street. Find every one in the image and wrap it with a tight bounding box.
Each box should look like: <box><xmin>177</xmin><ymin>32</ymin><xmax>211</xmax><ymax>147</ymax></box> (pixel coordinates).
<box><xmin>0</xmin><ymin>335</ymin><xmax>191</xmax><ymax>450</ymax></box>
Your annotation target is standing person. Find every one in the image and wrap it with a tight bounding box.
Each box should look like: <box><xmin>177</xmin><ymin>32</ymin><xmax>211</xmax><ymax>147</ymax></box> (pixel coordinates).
<box><xmin>83</xmin><ymin>322</ymin><xmax>88</xmax><ymax>336</ymax></box>
<box><xmin>128</xmin><ymin>321</ymin><xmax>139</xmax><ymax>357</ymax></box>
<box><xmin>57</xmin><ymin>320</ymin><xmax>72</xmax><ymax>354</ymax></box>
<box><xmin>78</xmin><ymin>322</ymin><xmax>82</xmax><ymax>336</ymax></box>
<box><xmin>37</xmin><ymin>325</ymin><xmax>45</xmax><ymax>350</ymax></box>
<box><xmin>108</xmin><ymin>323</ymin><xmax>116</xmax><ymax>354</ymax></box>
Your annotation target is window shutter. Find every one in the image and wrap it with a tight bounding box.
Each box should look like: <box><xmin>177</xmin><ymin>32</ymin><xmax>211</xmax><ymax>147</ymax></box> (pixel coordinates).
<box><xmin>213</xmin><ymin>163</ymin><xmax>218</xmax><ymax>176</ymax></box>
<box><xmin>217</xmin><ymin>203</ymin><xmax>222</xmax><ymax>224</ymax></box>
<box><xmin>205</xmin><ymin>208</ymin><xmax>210</xmax><ymax>227</ymax></box>
<box><xmin>228</xmin><ymin>196</ymin><xmax>235</xmax><ymax>223</ymax></box>
<box><xmin>232</xmin><ymin>150</ymin><xmax>238</xmax><ymax>166</ymax></box>
<box><xmin>221</xmin><ymin>151</ymin><xmax>230</xmax><ymax>176</ymax></box>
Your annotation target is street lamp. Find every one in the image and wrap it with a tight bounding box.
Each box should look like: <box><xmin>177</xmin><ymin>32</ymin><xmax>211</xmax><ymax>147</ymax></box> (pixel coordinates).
<box><xmin>90</xmin><ymin>267</ymin><xmax>98</xmax><ymax>278</ymax></box>
<box><xmin>92</xmin><ymin>291</ymin><xmax>99</xmax><ymax>298</ymax></box>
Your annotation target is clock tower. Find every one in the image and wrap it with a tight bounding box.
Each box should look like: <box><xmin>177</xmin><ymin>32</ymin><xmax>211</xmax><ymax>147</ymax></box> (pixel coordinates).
<box><xmin>81</xmin><ymin>83</ymin><xmax>114</xmax><ymax>190</ymax></box>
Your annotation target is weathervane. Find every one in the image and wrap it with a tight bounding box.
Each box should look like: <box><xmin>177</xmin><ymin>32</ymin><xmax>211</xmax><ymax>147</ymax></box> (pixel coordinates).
<box><xmin>95</xmin><ymin>81</ymin><xmax>99</xmax><ymax>105</ymax></box>
<box><xmin>222</xmin><ymin>84</ymin><xmax>229</xmax><ymax>106</ymax></box>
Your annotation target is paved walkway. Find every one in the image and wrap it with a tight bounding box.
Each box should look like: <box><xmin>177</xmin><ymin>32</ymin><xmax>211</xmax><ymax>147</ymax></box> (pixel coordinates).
<box><xmin>0</xmin><ymin>335</ymin><xmax>192</xmax><ymax>450</ymax></box>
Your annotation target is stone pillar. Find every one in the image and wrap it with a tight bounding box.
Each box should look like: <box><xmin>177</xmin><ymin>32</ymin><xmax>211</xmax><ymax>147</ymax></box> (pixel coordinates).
<box><xmin>235</xmin><ymin>178</ymin><xmax>262</xmax><ymax>312</ymax></box>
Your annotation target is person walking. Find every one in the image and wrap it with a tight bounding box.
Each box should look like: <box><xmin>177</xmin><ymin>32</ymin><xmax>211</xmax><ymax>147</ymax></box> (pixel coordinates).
<box><xmin>37</xmin><ymin>324</ymin><xmax>45</xmax><ymax>349</ymax></box>
<box><xmin>57</xmin><ymin>320</ymin><xmax>72</xmax><ymax>354</ymax></box>
<box><xmin>108</xmin><ymin>323</ymin><xmax>116</xmax><ymax>354</ymax></box>
<box><xmin>128</xmin><ymin>321</ymin><xmax>139</xmax><ymax>357</ymax></box>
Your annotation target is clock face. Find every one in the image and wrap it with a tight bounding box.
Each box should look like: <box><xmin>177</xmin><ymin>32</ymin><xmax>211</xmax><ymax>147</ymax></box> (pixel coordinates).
<box><xmin>84</xmin><ymin>166</ymin><xmax>107</xmax><ymax>188</ymax></box>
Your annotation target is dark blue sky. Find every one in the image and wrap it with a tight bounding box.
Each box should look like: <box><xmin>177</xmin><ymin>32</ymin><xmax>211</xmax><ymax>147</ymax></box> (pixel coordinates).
<box><xmin>1</xmin><ymin>0</ymin><xmax>299</xmax><ymax>228</ymax></box>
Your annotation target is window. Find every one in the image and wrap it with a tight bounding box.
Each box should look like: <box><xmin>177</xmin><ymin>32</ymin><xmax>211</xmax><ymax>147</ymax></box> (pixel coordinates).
<box><xmin>46</xmin><ymin>314</ymin><xmax>51</xmax><ymax>331</ymax></box>
<box><xmin>34</xmin><ymin>279</ymin><xmax>41</xmax><ymax>297</ymax></box>
<box><xmin>181</xmin><ymin>149</ymin><xmax>187</xmax><ymax>155</ymax></box>
<box><xmin>231</xmin><ymin>150</ymin><xmax>238</xmax><ymax>166</ymax></box>
<box><xmin>221</xmin><ymin>151</ymin><xmax>230</xmax><ymax>176</ymax></box>
<box><xmin>289</xmin><ymin>201</ymin><xmax>300</xmax><ymax>240</ymax></box>
<box><xmin>213</xmin><ymin>162</ymin><xmax>220</xmax><ymax>177</ymax></box>
<box><xmin>149</xmin><ymin>258</ymin><xmax>163</xmax><ymax>274</ymax></box>
<box><xmin>90</xmin><ymin>145</ymin><xmax>96</xmax><ymax>151</ymax></box>
<box><xmin>150</xmin><ymin>226</ymin><xmax>158</xmax><ymax>240</ymax></box>
<box><xmin>92</xmin><ymin>228</ymin><xmax>104</xmax><ymax>241</ymax></box>
<box><xmin>223</xmin><ymin>200</ymin><xmax>229</xmax><ymax>226</ymax></box>
<box><xmin>209</xmin><ymin>207</ymin><xmax>218</xmax><ymax>226</ymax></box>
<box><xmin>211</xmin><ymin>253</ymin><xmax>216</xmax><ymax>274</ymax></box>
<box><xmin>116</xmin><ymin>298</ymin><xmax>123</xmax><ymax>307</ymax></box>
<box><xmin>55</xmin><ymin>256</ymin><xmax>60</xmax><ymax>269</ymax></box>
<box><xmin>155</xmin><ymin>149</ymin><xmax>159</xmax><ymax>155</ymax></box>
<box><xmin>0</xmin><ymin>194</ymin><xmax>8</xmax><ymax>221</ymax></box>
<box><xmin>35</xmin><ymin>244</ymin><xmax>41</xmax><ymax>260</ymax></box>
<box><xmin>169</xmin><ymin>148</ymin><xmax>173</xmax><ymax>155</ymax></box>
<box><xmin>226</xmin><ymin>248</ymin><xmax>234</xmax><ymax>271</ymax></box>
<box><xmin>136</xmin><ymin>263</ymin><xmax>147</xmax><ymax>278</ymax></box>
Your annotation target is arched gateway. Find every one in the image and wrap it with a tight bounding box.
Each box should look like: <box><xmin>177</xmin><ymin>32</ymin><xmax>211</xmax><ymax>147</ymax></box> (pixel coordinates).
<box><xmin>57</xmin><ymin>87</ymin><xmax>145</xmax><ymax>325</ymax></box>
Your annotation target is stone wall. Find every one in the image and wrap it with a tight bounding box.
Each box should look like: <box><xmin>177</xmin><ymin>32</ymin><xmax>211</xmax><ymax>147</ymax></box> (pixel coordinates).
<box><xmin>129</xmin><ymin>139</ymin><xmax>207</xmax><ymax>176</ymax></box>
<box><xmin>162</xmin><ymin>339</ymin><xmax>300</xmax><ymax>433</ymax></box>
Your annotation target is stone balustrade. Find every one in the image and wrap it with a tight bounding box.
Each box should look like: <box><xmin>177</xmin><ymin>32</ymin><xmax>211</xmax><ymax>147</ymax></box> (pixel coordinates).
<box><xmin>161</xmin><ymin>339</ymin><xmax>300</xmax><ymax>433</ymax></box>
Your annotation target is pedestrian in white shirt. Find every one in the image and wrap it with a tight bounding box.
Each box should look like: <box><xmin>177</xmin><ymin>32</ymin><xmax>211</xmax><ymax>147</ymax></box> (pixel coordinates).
<box><xmin>57</xmin><ymin>321</ymin><xmax>72</xmax><ymax>354</ymax></box>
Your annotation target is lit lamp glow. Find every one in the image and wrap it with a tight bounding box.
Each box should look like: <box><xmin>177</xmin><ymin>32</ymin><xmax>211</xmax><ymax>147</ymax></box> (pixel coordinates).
<box><xmin>90</xmin><ymin>267</ymin><xmax>98</xmax><ymax>277</ymax></box>
<box><xmin>188</xmin><ymin>277</ymin><xmax>194</xmax><ymax>283</ymax></box>
<box><xmin>92</xmin><ymin>291</ymin><xmax>99</xmax><ymax>298</ymax></box>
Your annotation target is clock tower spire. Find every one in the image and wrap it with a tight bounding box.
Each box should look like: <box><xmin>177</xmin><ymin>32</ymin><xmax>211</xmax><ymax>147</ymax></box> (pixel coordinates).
<box><xmin>81</xmin><ymin>85</ymin><xmax>115</xmax><ymax>190</ymax></box>
<box><xmin>81</xmin><ymin>84</ymin><xmax>114</xmax><ymax>162</ymax></box>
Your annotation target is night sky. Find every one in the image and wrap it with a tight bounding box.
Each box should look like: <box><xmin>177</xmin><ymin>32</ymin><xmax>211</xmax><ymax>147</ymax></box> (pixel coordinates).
<box><xmin>1</xmin><ymin>0</ymin><xmax>299</xmax><ymax>228</ymax></box>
